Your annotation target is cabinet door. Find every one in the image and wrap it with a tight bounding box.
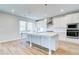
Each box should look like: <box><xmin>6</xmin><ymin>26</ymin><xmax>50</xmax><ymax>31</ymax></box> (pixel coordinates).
<box><xmin>71</xmin><ymin>13</ymin><xmax>79</xmax><ymax>23</ymax></box>
<box><xmin>31</xmin><ymin>35</ymin><xmax>36</xmax><ymax>43</ymax></box>
<box><xmin>53</xmin><ymin>16</ymin><xmax>67</xmax><ymax>28</ymax></box>
<box><xmin>53</xmin><ymin>18</ymin><xmax>60</xmax><ymax>27</ymax></box>
<box><xmin>35</xmin><ymin>35</ymin><xmax>41</xmax><ymax>45</ymax></box>
<box><xmin>31</xmin><ymin>35</ymin><xmax>41</xmax><ymax>45</ymax></box>
<box><xmin>66</xmin><ymin>13</ymin><xmax>79</xmax><ymax>24</ymax></box>
<box><xmin>41</xmin><ymin>35</ymin><xmax>59</xmax><ymax>51</ymax></box>
<box><xmin>41</xmin><ymin>36</ymin><xmax>49</xmax><ymax>48</ymax></box>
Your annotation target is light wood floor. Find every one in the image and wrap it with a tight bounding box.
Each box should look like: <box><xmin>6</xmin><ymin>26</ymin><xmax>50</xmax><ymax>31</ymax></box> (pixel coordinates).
<box><xmin>0</xmin><ymin>40</ymin><xmax>79</xmax><ymax>55</ymax></box>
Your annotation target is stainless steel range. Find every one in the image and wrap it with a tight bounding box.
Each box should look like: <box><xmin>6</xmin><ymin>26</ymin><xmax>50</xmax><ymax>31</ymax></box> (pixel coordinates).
<box><xmin>67</xmin><ymin>23</ymin><xmax>79</xmax><ymax>38</ymax></box>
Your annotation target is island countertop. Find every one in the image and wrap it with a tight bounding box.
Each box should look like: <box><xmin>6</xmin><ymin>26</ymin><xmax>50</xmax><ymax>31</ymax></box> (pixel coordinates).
<box><xmin>20</xmin><ymin>31</ymin><xmax>59</xmax><ymax>55</ymax></box>
<box><xmin>21</xmin><ymin>32</ymin><xmax>58</xmax><ymax>37</ymax></box>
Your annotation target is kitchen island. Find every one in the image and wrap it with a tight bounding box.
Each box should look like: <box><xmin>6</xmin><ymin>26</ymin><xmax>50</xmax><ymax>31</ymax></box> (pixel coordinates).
<box><xmin>21</xmin><ymin>32</ymin><xmax>59</xmax><ymax>55</ymax></box>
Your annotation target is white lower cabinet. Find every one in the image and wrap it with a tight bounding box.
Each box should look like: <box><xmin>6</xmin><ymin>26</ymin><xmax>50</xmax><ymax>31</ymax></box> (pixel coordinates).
<box><xmin>21</xmin><ymin>33</ymin><xmax>59</xmax><ymax>55</ymax></box>
<box><xmin>31</xmin><ymin>35</ymin><xmax>36</xmax><ymax>43</ymax></box>
<box><xmin>31</xmin><ymin>35</ymin><xmax>59</xmax><ymax>51</ymax></box>
<box><xmin>31</xmin><ymin>35</ymin><xmax>41</xmax><ymax>45</ymax></box>
<box><xmin>41</xmin><ymin>36</ymin><xmax>49</xmax><ymax>48</ymax></box>
<box><xmin>28</xmin><ymin>34</ymin><xmax>58</xmax><ymax>51</ymax></box>
<box><xmin>34</xmin><ymin>35</ymin><xmax>41</xmax><ymax>45</ymax></box>
<box><xmin>40</xmin><ymin>35</ymin><xmax>58</xmax><ymax>51</ymax></box>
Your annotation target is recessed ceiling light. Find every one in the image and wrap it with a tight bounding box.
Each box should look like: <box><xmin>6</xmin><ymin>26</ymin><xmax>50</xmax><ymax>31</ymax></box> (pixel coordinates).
<box><xmin>60</xmin><ymin>9</ymin><xmax>64</xmax><ymax>12</ymax></box>
<box><xmin>11</xmin><ymin>9</ymin><xmax>15</xmax><ymax>13</ymax></box>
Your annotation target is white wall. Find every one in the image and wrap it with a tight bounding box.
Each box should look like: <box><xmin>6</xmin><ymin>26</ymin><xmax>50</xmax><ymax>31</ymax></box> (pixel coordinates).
<box><xmin>0</xmin><ymin>13</ymin><xmax>19</xmax><ymax>42</ymax></box>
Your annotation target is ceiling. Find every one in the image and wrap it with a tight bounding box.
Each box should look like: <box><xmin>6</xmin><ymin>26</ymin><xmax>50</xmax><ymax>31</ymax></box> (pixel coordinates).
<box><xmin>0</xmin><ymin>4</ymin><xmax>79</xmax><ymax>21</ymax></box>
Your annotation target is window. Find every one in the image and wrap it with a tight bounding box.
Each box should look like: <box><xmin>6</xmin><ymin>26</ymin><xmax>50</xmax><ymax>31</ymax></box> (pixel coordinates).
<box><xmin>19</xmin><ymin>21</ymin><xmax>26</xmax><ymax>32</ymax></box>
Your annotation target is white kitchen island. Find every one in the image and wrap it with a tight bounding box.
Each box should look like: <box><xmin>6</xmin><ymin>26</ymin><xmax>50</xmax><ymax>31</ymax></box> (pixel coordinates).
<box><xmin>21</xmin><ymin>32</ymin><xmax>59</xmax><ymax>55</ymax></box>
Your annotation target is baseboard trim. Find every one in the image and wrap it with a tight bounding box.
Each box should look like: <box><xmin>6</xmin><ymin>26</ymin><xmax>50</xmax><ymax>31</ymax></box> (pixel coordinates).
<box><xmin>0</xmin><ymin>39</ymin><xmax>19</xmax><ymax>43</ymax></box>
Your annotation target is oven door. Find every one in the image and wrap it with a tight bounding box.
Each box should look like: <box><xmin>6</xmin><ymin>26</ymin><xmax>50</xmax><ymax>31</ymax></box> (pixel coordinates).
<box><xmin>67</xmin><ymin>29</ymin><xmax>79</xmax><ymax>37</ymax></box>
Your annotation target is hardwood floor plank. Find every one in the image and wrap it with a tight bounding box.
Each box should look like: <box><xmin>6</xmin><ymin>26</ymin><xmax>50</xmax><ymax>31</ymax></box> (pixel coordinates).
<box><xmin>0</xmin><ymin>40</ymin><xmax>79</xmax><ymax>55</ymax></box>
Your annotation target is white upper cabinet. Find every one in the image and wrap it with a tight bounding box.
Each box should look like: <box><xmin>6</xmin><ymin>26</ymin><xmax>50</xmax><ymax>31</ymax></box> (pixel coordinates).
<box><xmin>66</xmin><ymin>13</ymin><xmax>79</xmax><ymax>24</ymax></box>
<box><xmin>53</xmin><ymin>16</ymin><xmax>67</xmax><ymax>28</ymax></box>
<box><xmin>53</xmin><ymin>13</ymin><xmax>79</xmax><ymax>28</ymax></box>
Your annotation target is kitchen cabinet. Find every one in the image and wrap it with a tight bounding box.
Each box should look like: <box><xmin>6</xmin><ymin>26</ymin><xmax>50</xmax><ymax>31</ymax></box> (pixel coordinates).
<box><xmin>53</xmin><ymin>13</ymin><xmax>79</xmax><ymax>28</ymax></box>
<box><xmin>33</xmin><ymin>35</ymin><xmax>41</xmax><ymax>45</ymax></box>
<box><xmin>21</xmin><ymin>32</ymin><xmax>59</xmax><ymax>55</ymax></box>
<box><xmin>53</xmin><ymin>16</ymin><xmax>67</xmax><ymax>28</ymax></box>
<box><xmin>53</xmin><ymin>13</ymin><xmax>79</xmax><ymax>44</ymax></box>
<box><xmin>41</xmin><ymin>36</ymin><xmax>49</xmax><ymax>48</ymax></box>
<box><xmin>66</xmin><ymin>13</ymin><xmax>79</xmax><ymax>24</ymax></box>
